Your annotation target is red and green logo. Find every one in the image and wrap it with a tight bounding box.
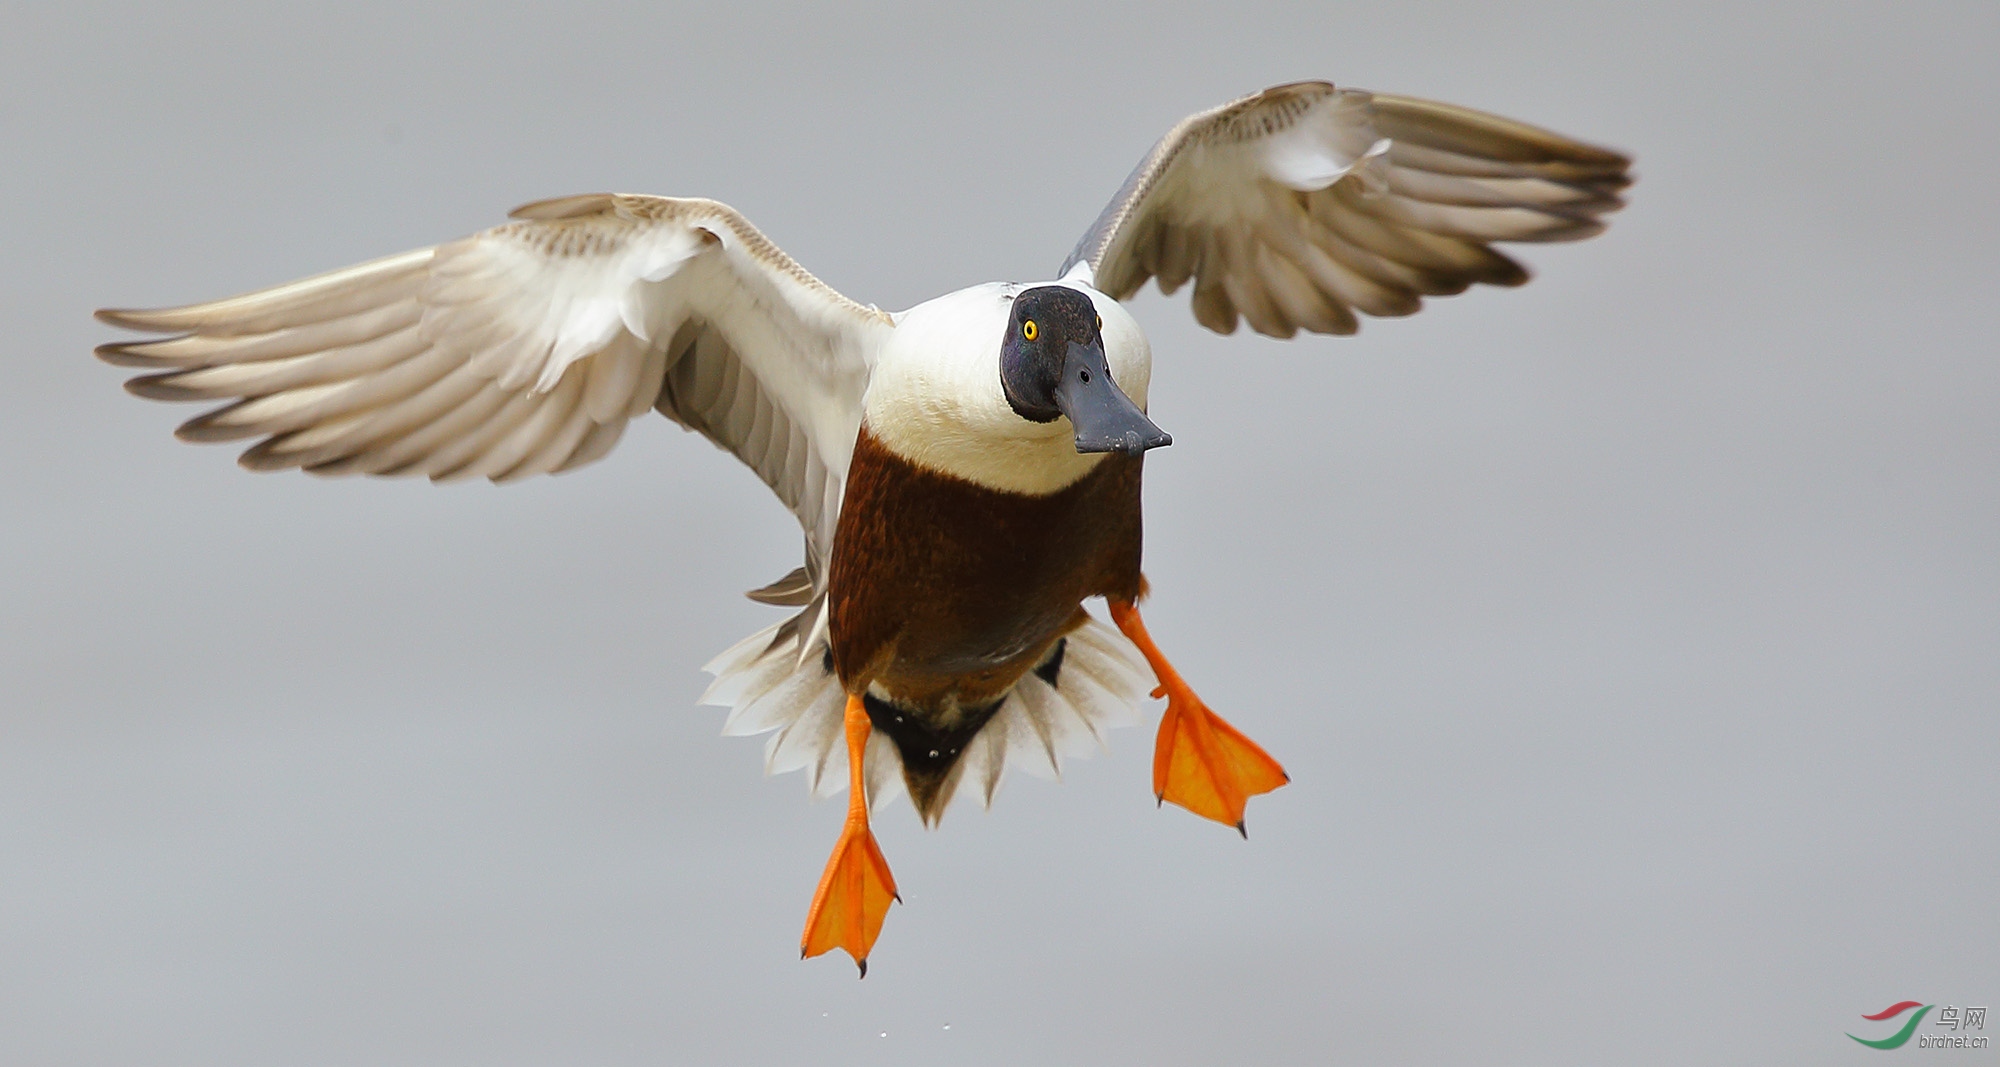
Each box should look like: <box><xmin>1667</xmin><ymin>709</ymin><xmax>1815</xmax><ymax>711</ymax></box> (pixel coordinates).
<box><xmin>1849</xmin><ymin>1002</ymin><xmax>1932</xmax><ymax>1049</ymax></box>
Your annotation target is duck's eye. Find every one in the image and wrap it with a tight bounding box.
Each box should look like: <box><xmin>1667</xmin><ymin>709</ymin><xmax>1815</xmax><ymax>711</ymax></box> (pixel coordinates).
<box><xmin>1095</xmin><ymin>313</ymin><xmax>1103</xmax><ymax>331</ymax></box>
<box><xmin>1022</xmin><ymin>320</ymin><xmax>1038</xmax><ymax>341</ymax></box>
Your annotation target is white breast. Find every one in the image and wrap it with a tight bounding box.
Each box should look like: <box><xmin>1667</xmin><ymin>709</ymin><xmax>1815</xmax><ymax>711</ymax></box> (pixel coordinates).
<box><xmin>864</xmin><ymin>280</ymin><xmax>1153</xmax><ymax>495</ymax></box>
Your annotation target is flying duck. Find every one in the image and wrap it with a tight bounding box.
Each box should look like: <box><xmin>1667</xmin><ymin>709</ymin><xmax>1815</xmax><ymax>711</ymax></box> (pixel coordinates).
<box><xmin>95</xmin><ymin>81</ymin><xmax>1631</xmax><ymax>974</ymax></box>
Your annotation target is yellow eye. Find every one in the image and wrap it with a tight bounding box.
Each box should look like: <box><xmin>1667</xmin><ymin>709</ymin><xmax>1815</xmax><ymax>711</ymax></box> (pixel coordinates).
<box><xmin>1096</xmin><ymin>313</ymin><xmax>1103</xmax><ymax>331</ymax></box>
<box><xmin>1022</xmin><ymin>320</ymin><xmax>1038</xmax><ymax>341</ymax></box>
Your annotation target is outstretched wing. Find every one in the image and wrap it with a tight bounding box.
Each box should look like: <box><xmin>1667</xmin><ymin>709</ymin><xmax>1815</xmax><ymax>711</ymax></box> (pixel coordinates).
<box><xmin>1062</xmin><ymin>82</ymin><xmax>1631</xmax><ymax>337</ymax></box>
<box><xmin>97</xmin><ymin>194</ymin><xmax>893</xmax><ymax>575</ymax></box>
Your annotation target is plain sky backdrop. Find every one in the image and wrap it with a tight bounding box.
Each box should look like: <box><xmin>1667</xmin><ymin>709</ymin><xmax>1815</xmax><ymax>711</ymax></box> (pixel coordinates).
<box><xmin>4</xmin><ymin>2</ymin><xmax>1996</xmax><ymax>1064</ymax></box>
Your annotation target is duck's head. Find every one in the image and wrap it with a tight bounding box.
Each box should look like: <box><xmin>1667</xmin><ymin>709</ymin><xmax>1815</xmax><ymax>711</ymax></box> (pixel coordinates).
<box><xmin>999</xmin><ymin>286</ymin><xmax>1171</xmax><ymax>456</ymax></box>
<box><xmin>866</xmin><ymin>281</ymin><xmax>1166</xmax><ymax>495</ymax></box>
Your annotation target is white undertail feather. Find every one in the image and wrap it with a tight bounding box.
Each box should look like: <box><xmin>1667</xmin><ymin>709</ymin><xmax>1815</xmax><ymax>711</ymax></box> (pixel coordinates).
<box><xmin>701</xmin><ymin>607</ymin><xmax>1153</xmax><ymax>818</ymax></box>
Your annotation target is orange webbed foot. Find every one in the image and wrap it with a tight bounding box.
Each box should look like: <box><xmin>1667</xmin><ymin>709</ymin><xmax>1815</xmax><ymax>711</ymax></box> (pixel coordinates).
<box><xmin>800</xmin><ymin>693</ymin><xmax>899</xmax><ymax>976</ymax></box>
<box><xmin>800</xmin><ymin>817</ymin><xmax>899</xmax><ymax>976</ymax></box>
<box><xmin>1109</xmin><ymin>599</ymin><xmax>1289</xmax><ymax>832</ymax></box>
<box><xmin>1151</xmin><ymin>676</ymin><xmax>1290</xmax><ymax>831</ymax></box>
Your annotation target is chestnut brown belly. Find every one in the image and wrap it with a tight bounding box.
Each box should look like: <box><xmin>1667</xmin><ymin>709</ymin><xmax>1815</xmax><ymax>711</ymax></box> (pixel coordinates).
<box><xmin>828</xmin><ymin>427</ymin><xmax>1144</xmax><ymax>707</ymax></box>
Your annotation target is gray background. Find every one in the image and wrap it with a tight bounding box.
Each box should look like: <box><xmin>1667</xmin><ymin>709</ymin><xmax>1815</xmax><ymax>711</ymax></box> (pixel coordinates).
<box><xmin>4</xmin><ymin>2</ymin><xmax>1995</xmax><ymax>1064</ymax></box>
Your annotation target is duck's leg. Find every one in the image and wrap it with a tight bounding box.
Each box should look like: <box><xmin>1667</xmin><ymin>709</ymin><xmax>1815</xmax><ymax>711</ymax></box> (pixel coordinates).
<box><xmin>800</xmin><ymin>693</ymin><xmax>899</xmax><ymax>976</ymax></box>
<box><xmin>1107</xmin><ymin>598</ymin><xmax>1289</xmax><ymax>834</ymax></box>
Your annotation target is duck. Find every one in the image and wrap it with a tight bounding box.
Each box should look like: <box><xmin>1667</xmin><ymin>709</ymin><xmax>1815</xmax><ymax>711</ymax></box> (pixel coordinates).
<box><xmin>95</xmin><ymin>81</ymin><xmax>1631</xmax><ymax>975</ymax></box>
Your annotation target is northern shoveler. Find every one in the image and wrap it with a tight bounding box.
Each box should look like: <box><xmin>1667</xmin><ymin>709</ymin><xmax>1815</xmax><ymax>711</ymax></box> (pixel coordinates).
<box><xmin>96</xmin><ymin>81</ymin><xmax>1631</xmax><ymax>975</ymax></box>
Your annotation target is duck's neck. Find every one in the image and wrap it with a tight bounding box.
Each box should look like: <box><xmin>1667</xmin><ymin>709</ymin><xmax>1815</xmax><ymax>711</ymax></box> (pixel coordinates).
<box><xmin>859</xmin><ymin>406</ymin><xmax>1106</xmax><ymax>496</ymax></box>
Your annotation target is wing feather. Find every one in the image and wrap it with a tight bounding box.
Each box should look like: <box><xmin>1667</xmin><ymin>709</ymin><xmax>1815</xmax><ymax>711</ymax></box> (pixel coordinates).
<box><xmin>124</xmin><ymin>320</ymin><xmax>428</xmax><ymax>401</ymax></box>
<box><xmin>366</xmin><ymin>386</ymin><xmax>518</xmax><ymax>478</ymax></box>
<box><xmin>486</xmin><ymin>367</ymin><xmax>587</xmax><ymax>483</ymax></box>
<box><xmin>96</xmin><ymin>250</ymin><xmax>433</xmax><ymax>336</ymax></box>
<box><xmin>422</xmin><ymin>387</ymin><xmax>543</xmax><ymax>482</ymax></box>
<box><xmin>99</xmin><ymin>300</ymin><xmax>424</xmax><ymax>369</ymax></box>
<box><xmin>559</xmin><ymin>417</ymin><xmax>629</xmax><ymax>474</ymax></box>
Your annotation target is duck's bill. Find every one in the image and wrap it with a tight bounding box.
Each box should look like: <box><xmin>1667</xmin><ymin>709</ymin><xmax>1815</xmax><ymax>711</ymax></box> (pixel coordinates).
<box><xmin>1056</xmin><ymin>341</ymin><xmax>1171</xmax><ymax>456</ymax></box>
